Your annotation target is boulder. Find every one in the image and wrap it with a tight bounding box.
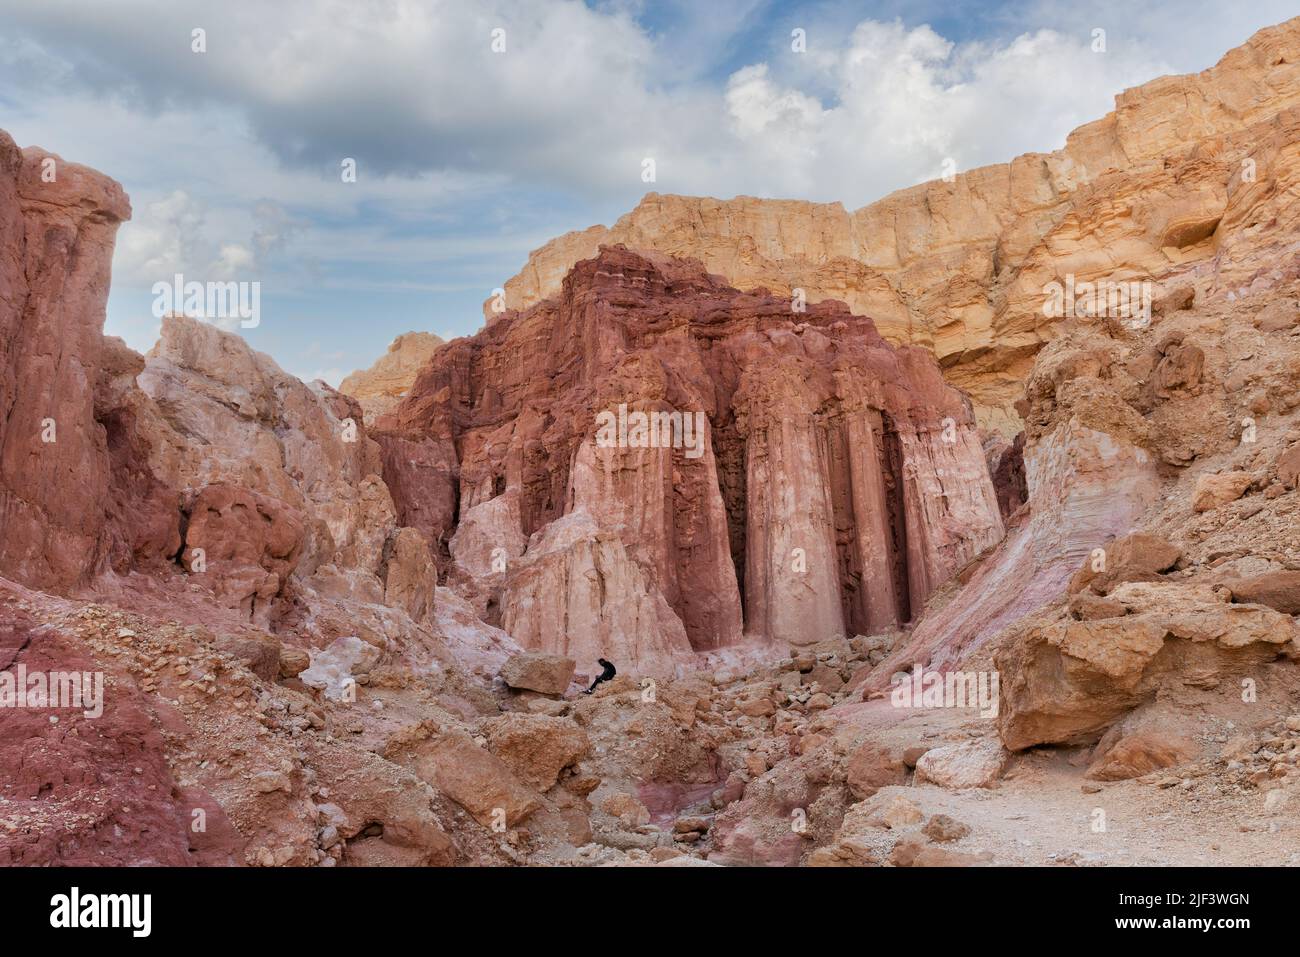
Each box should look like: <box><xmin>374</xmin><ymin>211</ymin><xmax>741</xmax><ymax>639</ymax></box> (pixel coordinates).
<box><xmin>998</xmin><ymin>582</ymin><xmax>1300</xmax><ymax>750</ymax></box>
<box><xmin>922</xmin><ymin>814</ymin><xmax>972</xmax><ymax>843</ymax></box>
<box><xmin>890</xmin><ymin>835</ymin><xmax>992</xmax><ymax>867</ymax></box>
<box><xmin>845</xmin><ymin>744</ymin><xmax>907</xmax><ymax>800</ymax></box>
<box><xmin>1069</xmin><ymin>532</ymin><xmax>1181</xmax><ymax>596</ymax></box>
<box><xmin>1226</xmin><ymin>570</ymin><xmax>1300</xmax><ymax>615</ymax></box>
<box><xmin>1086</xmin><ymin>731</ymin><xmax>1197</xmax><ymax>781</ymax></box>
<box><xmin>483</xmin><ymin>713</ymin><xmax>590</xmax><ymax>791</ymax></box>
<box><xmin>1192</xmin><ymin>471</ymin><xmax>1253</xmax><ymax>512</ymax></box>
<box><xmin>390</xmin><ymin>726</ymin><xmax>542</xmax><ymax>829</ymax></box>
<box><xmin>499</xmin><ymin>652</ymin><xmax>576</xmax><ymax>696</ymax></box>
<box><xmin>914</xmin><ymin>739</ymin><xmax>1009</xmax><ymax>789</ymax></box>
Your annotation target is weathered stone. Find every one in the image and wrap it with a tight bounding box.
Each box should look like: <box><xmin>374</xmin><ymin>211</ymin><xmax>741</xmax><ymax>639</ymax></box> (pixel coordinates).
<box><xmin>499</xmin><ymin>653</ymin><xmax>576</xmax><ymax>696</ymax></box>
<box><xmin>915</xmin><ymin>740</ymin><xmax>1009</xmax><ymax>789</ymax></box>
<box><xmin>845</xmin><ymin>744</ymin><xmax>907</xmax><ymax>800</ymax></box>
<box><xmin>1192</xmin><ymin>471</ymin><xmax>1253</xmax><ymax>512</ymax></box>
<box><xmin>1225</xmin><ymin>571</ymin><xmax>1300</xmax><ymax>615</ymax></box>
<box><xmin>922</xmin><ymin>814</ymin><xmax>972</xmax><ymax>843</ymax></box>
<box><xmin>483</xmin><ymin>713</ymin><xmax>590</xmax><ymax>791</ymax></box>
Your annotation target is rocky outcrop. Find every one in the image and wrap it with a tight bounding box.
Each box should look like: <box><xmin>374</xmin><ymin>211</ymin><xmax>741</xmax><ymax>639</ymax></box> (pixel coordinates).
<box><xmin>997</xmin><ymin>581</ymin><xmax>1300</xmax><ymax>750</ymax></box>
<box><xmin>125</xmin><ymin>314</ymin><xmax>456</xmax><ymax>655</ymax></box>
<box><xmin>0</xmin><ymin>124</ymin><xmax>525</xmax><ymax>686</ymax></box>
<box><xmin>8</xmin><ymin>17</ymin><xmax>1300</xmax><ymax>870</ymax></box>
<box><xmin>486</xmin><ymin>18</ymin><xmax>1300</xmax><ymax>433</ymax></box>
<box><xmin>340</xmin><ymin>331</ymin><xmax>444</xmax><ymax>425</ymax></box>
<box><xmin>379</xmin><ymin>246</ymin><xmax>1004</xmax><ymax>672</ymax></box>
<box><xmin>0</xmin><ymin>132</ymin><xmax>132</xmax><ymax>590</ymax></box>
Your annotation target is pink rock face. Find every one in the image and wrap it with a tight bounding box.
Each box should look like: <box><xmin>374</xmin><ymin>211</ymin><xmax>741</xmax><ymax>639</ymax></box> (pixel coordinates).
<box><xmin>0</xmin><ymin>134</ymin><xmax>131</xmax><ymax>590</ymax></box>
<box><xmin>380</xmin><ymin>246</ymin><xmax>1004</xmax><ymax>671</ymax></box>
<box><xmin>500</xmin><ymin>508</ymin><xmax>696</xmax><ymax>675</ymax></box>
<box><xmin>449</xmin><ymin>488</ymin><xmax>527</xmax><ymax>579</ymax></box>
<box><xmin>569</xmin><ymin>428</ymin><xmax>742</xmax><ymax>649</ymax></box>
<box><xmin>860</xmin><ymin>418</ymin><xmax>1161</xmax><ymax>692</ymax></box>
<box><xmin>183</xmin><ymin>483</ymin><xmax>307</xmax><ymax>622</ymax></box>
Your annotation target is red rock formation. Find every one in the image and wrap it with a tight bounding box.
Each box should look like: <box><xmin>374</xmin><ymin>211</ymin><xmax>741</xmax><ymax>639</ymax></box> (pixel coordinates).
<box><xmin>0</xmin><ymin>132</ymin><xmax>131</xmax><ymax>590</ymax></box>
<box><xmin>378</xmin><ymin>246</ymin><xmax>1004</xmax><ymax>670</ymax></box>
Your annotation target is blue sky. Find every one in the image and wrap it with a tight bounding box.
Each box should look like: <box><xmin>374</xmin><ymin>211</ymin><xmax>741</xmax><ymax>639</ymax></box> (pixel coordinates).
<box><xmin>0</xmin><ymin>0</ymin><xmax>1295</xmax><ymax>385</ymax></box>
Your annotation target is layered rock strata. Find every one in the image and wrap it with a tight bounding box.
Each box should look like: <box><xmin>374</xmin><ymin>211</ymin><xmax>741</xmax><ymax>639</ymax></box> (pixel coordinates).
<box><xmin>483</xmin><ymin>18</ymin><xmax>1300</xmax><ymax>433</ymax></box>
<box><xmin>340</xmin><ymin>331</ymin><xmax>445</xmax><ymax>425</ymax></box>
<box><xmin>377</xmin><ymin>246</ymin><xmax>1004</xmax><ymax>672</ymax></box>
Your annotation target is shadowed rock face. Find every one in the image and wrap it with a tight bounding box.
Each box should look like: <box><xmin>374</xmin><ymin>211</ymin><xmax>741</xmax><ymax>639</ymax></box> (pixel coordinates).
<box><xmin>377</xmin><ymin>245</ymin><xmax>1004</xmax><ymax>671</ymax></box>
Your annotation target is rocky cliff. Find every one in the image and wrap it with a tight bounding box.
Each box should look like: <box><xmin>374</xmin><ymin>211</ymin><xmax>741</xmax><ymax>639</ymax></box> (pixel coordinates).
<box><xmin>376</xmin><ymin>245</ymin><xmax>1004</xmax><ymax>673</ymax></box>
<box><xmin>0</xmin><ymin>132</ymin><xmax>131</xmax><ymax>591</ymax></box>
<box><xmin>485</xmin><ymin>17</ymin><xmax>1300</xmax><ymax>435</ymax></box>
<box><xmin>4</xmin><ymin>17</ymin><xmax>1300</xmax><ymax>870</ymax></box>
<box><xmin>340</xmin><ymin>331</ymin><xmax>445</xmax><ymax>425</ymax></box>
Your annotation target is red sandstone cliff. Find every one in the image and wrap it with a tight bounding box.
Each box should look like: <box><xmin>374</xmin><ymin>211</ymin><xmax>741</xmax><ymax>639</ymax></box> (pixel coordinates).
<box><xmin>4</xmin><ymin>17</ymin><xmax>1300</xmax><ymax>870</ymax></box>
<box><xmin>0</xmin><ymin>132</ymin><xmax>132</xmax><ymax>590</ymax></box>
<box><xmin>481</xmin><ymin>17</ymin><xmax>1300</xmax><ymax>436</ymax></box>
<box><xmin>376</xmin><ymin>246</ymin><xmax>1004</xmax><ymax>672</ymax></box>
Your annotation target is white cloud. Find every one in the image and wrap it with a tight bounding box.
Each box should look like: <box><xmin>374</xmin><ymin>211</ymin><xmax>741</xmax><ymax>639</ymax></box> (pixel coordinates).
<box><xmin>114</xmin><ymin>190</ymin><xmax>208</xmax><ymax>282</ymax></box>
<box><xmin>3</xmin><ymin>1</ymin><xmax>1292</xmax><ymax>210</ymax></box>
<box><xmin>1</xmin><ymin>0</ymin><xmax>1295</xmax><ymax>365</ymax></box>
<box><xmin>714</xmin><ymin>20</ymin><xmax>1178</xmax><ymax>205</ymax></box>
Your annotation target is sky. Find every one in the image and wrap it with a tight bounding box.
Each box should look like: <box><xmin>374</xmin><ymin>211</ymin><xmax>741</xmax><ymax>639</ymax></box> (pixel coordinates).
<box><xmin>0</xmin><ymin>0</ymin><xmax>1295</xmax><ymax>385</ymax></box>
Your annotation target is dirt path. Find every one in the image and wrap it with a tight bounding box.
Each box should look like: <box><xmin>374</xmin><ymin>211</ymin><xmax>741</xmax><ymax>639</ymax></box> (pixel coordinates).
<box><xmin>831</xmin><ymin>700</ymin><xmax>1298</xmax><ymax>866</ymax></box>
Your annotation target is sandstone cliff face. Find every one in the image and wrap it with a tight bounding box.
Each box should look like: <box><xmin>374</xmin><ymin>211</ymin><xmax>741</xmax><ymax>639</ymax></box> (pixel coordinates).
<box><xmin>486</xmin><ymin>18</ymin><xmax>1300</xmax><ymax>434</ymax></box>
<box><xmin>0</xmin><ymin>126</ymin><xmax>515</xmax><ymax>680</ymax></box>
<box><xmin>340</xmin><ymin>331</ymin><xmax>445</xmax><ymax>425</ymax></box>
<box><xmin>0</xmin><ymin>131</ymin><xmax>132</xmax><ymax>590</ymax></box>
<box><xmin>982</xmin><ymin>277</ymin><xmax>1300</xmax><ymax>749</ymax></box>
<box><xmin>0</xmin><ymin>129</ymin><xmax>527</xmax><ymax>868</ymax></box>
<box><xmin>378</xmin><ymin>246</ymin><xmax>1004</xmax><ymax>672</ymax></box>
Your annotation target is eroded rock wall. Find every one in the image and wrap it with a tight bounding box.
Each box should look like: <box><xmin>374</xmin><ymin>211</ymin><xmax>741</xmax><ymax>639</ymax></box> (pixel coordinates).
<box><xmin>0</xmin><ymin>133</ymin><xmax>131</xmax><ymax>590</ymax></box>
<box><xmin>379</xmin><ymin>246</ymin><xmax>1004</xmax><ymax>672</ymax></box>
<box><xmin>485</xmin><ymin>18</ymin><xmax>1300</xmax><ymax>434</ymax></box>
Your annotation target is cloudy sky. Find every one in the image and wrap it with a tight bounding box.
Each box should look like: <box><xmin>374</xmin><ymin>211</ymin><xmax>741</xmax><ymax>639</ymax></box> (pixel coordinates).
<box><xmin>0</xmin><ymin>0</ymin><xmax>1294</xmax><ymax>385</ymax></box>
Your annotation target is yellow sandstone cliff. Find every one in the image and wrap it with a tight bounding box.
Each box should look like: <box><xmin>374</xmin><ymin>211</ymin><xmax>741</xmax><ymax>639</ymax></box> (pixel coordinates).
<box><xmin>487</xmin><ymin>17</ymin><xmax>1300</xmax><ymax>434</ymax></box>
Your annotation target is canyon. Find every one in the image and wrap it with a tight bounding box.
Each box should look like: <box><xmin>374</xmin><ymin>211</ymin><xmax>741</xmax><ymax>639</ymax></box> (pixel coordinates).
<box><xmin>1</xmin><ymin>17</ymin><xmax>1300</xmax><ymax>867</ymax></box>
<box><xmin>482</xmin><ymin>16</ymin><xmax>1300</xmax><ymax>437</ymax></box>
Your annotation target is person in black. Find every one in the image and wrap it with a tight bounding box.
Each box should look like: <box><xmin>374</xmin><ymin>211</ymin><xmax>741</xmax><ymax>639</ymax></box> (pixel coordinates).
<box><xmin>585</xmin><ymin>658</ymin><xmax>616</xmax><ymax>694</ymax></box>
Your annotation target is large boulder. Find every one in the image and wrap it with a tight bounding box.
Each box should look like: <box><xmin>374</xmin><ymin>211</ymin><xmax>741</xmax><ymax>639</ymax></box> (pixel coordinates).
<box><xmin>1192</xmin><ymin>471</ymin><xmax>1253</xmax><ymax>512</ymax></box>
<box><xmin>499</xmin><ymin>652</ymin><xmax>576</xmax><ymax>696</ymax></box>
<box><xmin>385</xmin><ymin>724</ymin><xmax>542</xmax><ymax>829</ymax></box>
<box><xmin>1068</xmin><ymin>532</ymin><xmax>1181</xmax><ymax>596</ymax></box>
<box><xmin>483</xmin><ymin>714</ymin><xmax>591</xmax><ymax>791</ymax></box>
<box><xmin>1224</xmin><ymin>570</ymin><xmax>1300</xmax><ymax>615</ymax></box>
<box><xmin>182</xmin><ymin>483</ymin><xmax>306</xmax><ymax>620</ymax></box>
<box><xmin>914</xmin><ymin>739</ymin><xmax>1009</xmax><ymax>789</ymax></box>
<box><xmin>998</xmin><ymin>582</ymin><xmax>1300</xmax><ymax>750</ymax></box>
